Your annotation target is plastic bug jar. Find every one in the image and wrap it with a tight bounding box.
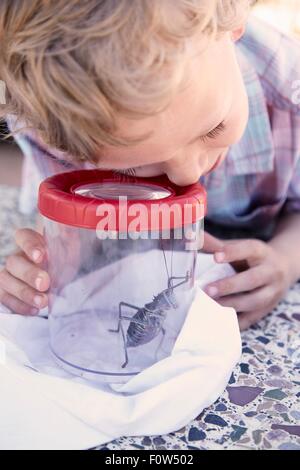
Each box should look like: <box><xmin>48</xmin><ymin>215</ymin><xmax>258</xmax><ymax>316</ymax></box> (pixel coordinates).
<box><xmin>38</xmin><ymin>170</ymin><xmax>206</xmax><ymax>383</ymax></box>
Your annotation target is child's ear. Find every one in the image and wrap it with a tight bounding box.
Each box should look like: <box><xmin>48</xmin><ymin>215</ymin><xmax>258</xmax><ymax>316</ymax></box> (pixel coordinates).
<box><xmin>231</xmin><ymin>26</ymin><xmax>246</xmax><ymax>42</ymax></box>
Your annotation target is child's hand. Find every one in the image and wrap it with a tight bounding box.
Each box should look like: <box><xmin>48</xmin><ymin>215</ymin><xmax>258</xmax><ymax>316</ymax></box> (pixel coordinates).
<box><xmin>0</xmin><ymin>228</ymin><xmax>50</xmax><ymax>315</ymax></box>
<box><xmin>203</xmin><ymin>233</ymin><xmax>291</xmax><ymax>330</ymax></box>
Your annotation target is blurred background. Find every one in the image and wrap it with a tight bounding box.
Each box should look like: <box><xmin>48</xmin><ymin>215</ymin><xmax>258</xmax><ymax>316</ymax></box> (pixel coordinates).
<box><xmin>253</xmin><ymin>0</ymin><xmax>300</xmax><ymax>35</ymax></box>
<box><xmin>0</xmin><ymin>0</ymin><xmax>299</xmax><ymax>187</ymax></box>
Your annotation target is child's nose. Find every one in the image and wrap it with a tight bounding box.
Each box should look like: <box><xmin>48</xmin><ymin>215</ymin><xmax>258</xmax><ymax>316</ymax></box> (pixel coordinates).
<box><xmin>163</xmin><ymin>155</ymin><xmax>205</xmax><ymax>186</ymax></box>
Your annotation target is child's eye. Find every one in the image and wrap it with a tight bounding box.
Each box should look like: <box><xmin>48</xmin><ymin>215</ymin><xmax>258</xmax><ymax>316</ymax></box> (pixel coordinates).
<box><xmin>200</xmin><ymin>121</ymin><xmax>226</xmax><ymax>143</ymax></box>
<box><xmin>113</xmin><ymin>168</ymin><xmax>137</xmax><ymax>177</ymax></box>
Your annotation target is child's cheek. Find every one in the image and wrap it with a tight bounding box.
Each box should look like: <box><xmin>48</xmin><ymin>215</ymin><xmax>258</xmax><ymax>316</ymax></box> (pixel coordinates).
<box><xmin>223</xmin><ymin>109</ymin><xmax>249</xmax><ymax>147</ymax></box>
<box><xmin>221</xmin><ymin>87</ymin><xmax>249</xmax><ymax>147</ymax></box>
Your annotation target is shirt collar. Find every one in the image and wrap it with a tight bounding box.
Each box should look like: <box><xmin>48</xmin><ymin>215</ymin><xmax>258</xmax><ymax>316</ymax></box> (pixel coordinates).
<box><xmin>225</xmin><ymin>47</ymin><xmax>275</xmax><ymax>176</ymax></box>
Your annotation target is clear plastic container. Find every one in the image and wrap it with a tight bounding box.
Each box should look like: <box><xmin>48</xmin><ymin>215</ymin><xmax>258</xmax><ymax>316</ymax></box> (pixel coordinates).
<box><xmin>39</xmin><ymin>170</ymin><xmax>206</xmax><ymax>383</ymax></box>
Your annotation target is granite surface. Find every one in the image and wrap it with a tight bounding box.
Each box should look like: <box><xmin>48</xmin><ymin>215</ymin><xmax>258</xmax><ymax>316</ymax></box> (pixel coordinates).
<box><xmin>0</xmin><ymin>184</ymin><xmax>299</xmax><ymax>451</ymax></box>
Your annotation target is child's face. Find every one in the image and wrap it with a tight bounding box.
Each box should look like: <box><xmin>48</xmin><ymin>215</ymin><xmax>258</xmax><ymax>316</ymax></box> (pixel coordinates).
<box><xmin>95</xmin><ymin>32</ymin><xmax>249</xmax><ymax>186</ymax></box>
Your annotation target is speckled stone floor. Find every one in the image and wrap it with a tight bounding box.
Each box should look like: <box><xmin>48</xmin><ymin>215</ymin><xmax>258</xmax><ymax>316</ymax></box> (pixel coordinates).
<box><xmin>0</xmin><ymin>184</ymin><xmax>299</xmax><ymax>450</ymax></box>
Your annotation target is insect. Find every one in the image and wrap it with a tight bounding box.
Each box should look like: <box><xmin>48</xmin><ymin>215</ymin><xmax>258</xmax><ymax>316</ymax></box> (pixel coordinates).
<box><xmin>108</xmin><ymin>243</ymin><xmax>192</xmax><ymax>368</ymax></box>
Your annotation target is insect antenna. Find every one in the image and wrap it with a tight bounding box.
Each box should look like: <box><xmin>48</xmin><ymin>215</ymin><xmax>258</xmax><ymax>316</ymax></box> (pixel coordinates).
<box><xmin>160</xmin><ymin>234</ymin><xmax>175</xmax><ymax>288</ymax></box>
<box><xmin>160</xmin><ymin>238</ymin><xmax>170</xmax><ymax>283</ymax></box>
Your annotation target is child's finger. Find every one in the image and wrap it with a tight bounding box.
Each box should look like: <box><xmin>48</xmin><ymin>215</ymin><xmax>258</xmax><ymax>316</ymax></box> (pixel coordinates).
<box><xmin>204</xmin><ymin>264</ymin><xmax>272</xmax><ymax>298</ymax></box>
<box><xmin>14</xmin><ymin>228</ymin><xmax>46</xmax><ymax>263</ymax></box>
<box><xmin>238</xmin><ymin>310</ymin><xmax>269</xmax><ymax>331</ymax></box>
<box><xmin>5</xmin><ymin>252</ymin><xmax>50</xmax><ymax>292</ymax></box>
<box><xmin>0</xmin><ymin>269</ymin><xmax>48</xmax><ymax>309</ymax></box>
<box><xmin>214</xmin><ymin>239</ymin><xmax>266</xmax><ymax>264</ymax></box>
<box><xmin>0</xmin><ymin>287</ymin><xmax>39</xmax><ymax>316</ymax></box>
<box><xmin>216</xmin><ymin>285</ymin><xmax>274</xmax><ymax>313</ymax></box>
<box><xmin>202</xmin><ymin>232</ymin><xmax>225</xmax><ymax>254</ymax></box>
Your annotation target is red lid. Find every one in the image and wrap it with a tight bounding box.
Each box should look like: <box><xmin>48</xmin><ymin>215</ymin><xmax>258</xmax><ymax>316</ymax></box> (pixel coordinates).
<box><xmin>38</xmin><ymin>170</ymin><xmax>206</xmax><ymax>231</ymax></box>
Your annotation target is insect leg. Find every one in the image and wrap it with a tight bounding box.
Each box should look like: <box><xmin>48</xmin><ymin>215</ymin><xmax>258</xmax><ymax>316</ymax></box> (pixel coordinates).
<box><xmin>109</xmin><ymin>303</ymin><xmax>148</xmax><ymax>368</ymax></box>
<box><xmin>154</xmin><ymin>327</ymin><xmax>166</xmax><ymax>362</ymax></box>
<box><xmin>120</xmin><ymin>321</ymin><xmax>129</xmax><ymax>369</ymax></box>
<box><xmin>168</xmin><ymin>271</ymin><xmax>191</xmax><ymax>290</ymax></box>
<box><xmin>119</xmin><ymin>304</ymin><xmax>147</xmax><ymax>369</ymax></box>
<box><xmin>108</xmin><ymin>301</ymin><xmax>140</xmax><ymax>333</ymax></box>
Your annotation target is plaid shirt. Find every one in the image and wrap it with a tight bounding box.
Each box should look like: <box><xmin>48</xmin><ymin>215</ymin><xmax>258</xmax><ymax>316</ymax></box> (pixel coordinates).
<box><xmin>9</xmin><ymin>16</ymin><xmax>300</xmax><ymax>240</ymax></box>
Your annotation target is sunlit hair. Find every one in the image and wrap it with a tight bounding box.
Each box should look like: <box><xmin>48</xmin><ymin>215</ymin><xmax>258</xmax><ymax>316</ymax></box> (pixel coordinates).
<box><xmin>0</xmin><ymin>0</ymin><xmax>254</xmax><ymax>162</ymax></box>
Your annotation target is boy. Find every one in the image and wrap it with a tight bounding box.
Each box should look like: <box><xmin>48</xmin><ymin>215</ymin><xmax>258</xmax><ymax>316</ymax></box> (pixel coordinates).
<box><xmin>0</xmin><ymin>0</ymin><xmax>300</xmax><ymax>330</ymax></box>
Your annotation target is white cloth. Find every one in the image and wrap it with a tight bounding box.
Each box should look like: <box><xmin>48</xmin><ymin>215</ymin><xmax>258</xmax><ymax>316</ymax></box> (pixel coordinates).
<box><xmin>0</xmin><ymin>254</ymin><xmax>241</xmax><ymax>450</ymax></box>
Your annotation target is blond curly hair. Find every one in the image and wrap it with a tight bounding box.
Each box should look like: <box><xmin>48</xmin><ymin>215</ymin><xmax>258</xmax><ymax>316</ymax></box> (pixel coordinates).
<box><xmin>0</xmin><ymin>0</ymin><xmax>254</xmax><ymax>162</ymax></box>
